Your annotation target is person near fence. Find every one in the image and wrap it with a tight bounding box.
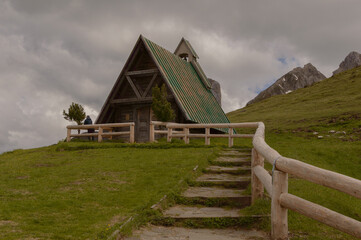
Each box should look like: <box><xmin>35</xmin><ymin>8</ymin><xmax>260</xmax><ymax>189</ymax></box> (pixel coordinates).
<box><xmin>84</xmin><ymin>115</ymin><xmax>94</xmax><ymax>140</ymax></box>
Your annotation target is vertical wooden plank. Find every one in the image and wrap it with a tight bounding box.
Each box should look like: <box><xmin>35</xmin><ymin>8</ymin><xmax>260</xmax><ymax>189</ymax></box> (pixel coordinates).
<box><xmin>167</xmin><ymin>127</ymin><xmax>172</xmax><ymax>142</ymax></box>
<box><xmin>205</xmin><ymin>128</ymin><xmax>210</xmax><ymax>145</ymax></box>
<box><xmin>98</xmin><ymin>127</ymin><xmax>103</xmax><ymax>143</ymax></box>
<box><xmin>67</xmin><ymin>128</ymin><xmax>71</xmax><ymax>142</ymax></box>
<box><xmin>251</xmin><ymin>148</ymin><xmax>264</xmax><ymax>203</ymax></box>
<box><xmin>228</xmin><ymin>128</ymin><xmax>234</xmax><ymax>147</ymax></box>
<box><xmin>271</xmin><ymin>170</ymin><xmax>288</xmax><ymax>240</ymax></box>
<box><xmin>109</xmin><ymin>129</ymin><xmax>113</xmax><ymax>140</ymax></box>
<box><xmin>129</xmin><ymin>124</ymin><xmax>135</xmax><ymax>143</ymax></box>
<box><xmin>149</xmin><ymin>123</ymin><xmax>155</xmax><ymax>142</ymax></box>
<box><xmin>184</xmin><ymin>128</ymin><xmax>190</xmax><ymax>144</ymax></box>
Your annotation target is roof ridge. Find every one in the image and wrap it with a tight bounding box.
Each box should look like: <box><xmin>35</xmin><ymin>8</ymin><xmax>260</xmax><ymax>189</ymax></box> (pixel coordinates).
<box><xmin>142</xmin><ymin>35</ymin><xmax>183</xmax><ymax>60</ymax></box>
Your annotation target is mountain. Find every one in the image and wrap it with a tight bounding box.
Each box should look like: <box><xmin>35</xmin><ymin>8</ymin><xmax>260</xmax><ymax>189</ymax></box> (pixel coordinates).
<box><xmin>333</xmin><ymin>51</ymin><xmax>361</xmax><ymax>75</ymax></box>
<box><xmin>208</xmin><ymin>78</ymin><xmax>222</xmax><ymax>106</ymax></box>
<box><xmin>229</xmin><ymin>65</ymin><xmax>361</xmax><ymax>135</ymax></box>
<box><xmin>247</xmin><ymin>63</ymin><xmax>326</xmax><ymax>106</ymax></box>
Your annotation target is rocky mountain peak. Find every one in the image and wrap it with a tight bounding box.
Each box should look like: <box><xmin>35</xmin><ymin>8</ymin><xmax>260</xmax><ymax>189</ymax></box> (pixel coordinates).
<box><xmin>247</xmin><ymin>63</ymin><xmax>326</xmax><ymax>106</ymax></box>
<box><xmin>208</xmin><ymin>78</ymin><xmax>222</xmax><ymax>106</ymax></box>
<box><xmin>333</xmin><ymin>51</ymin><xmax>361</xmax><ymax>75</ymax></box>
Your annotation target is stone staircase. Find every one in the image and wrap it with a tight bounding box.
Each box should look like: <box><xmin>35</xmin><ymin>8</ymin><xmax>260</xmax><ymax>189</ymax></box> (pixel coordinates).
<box><xmin>127</xmin><ymin>148</ymin><xmax>269</xmax><ymax>240</ymax></box>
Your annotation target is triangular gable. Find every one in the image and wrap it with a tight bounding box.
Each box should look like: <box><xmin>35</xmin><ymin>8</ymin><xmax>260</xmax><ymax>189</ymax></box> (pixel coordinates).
<box><xmin>97</xmin><ymin>35</ymin><xmax>230</xmax><ymax>127</ymax></box>
<box><xmin>174</xmin><ymin>37</ymin><xmax>199</xmax><ymax>60</ymax></box>
<box><xmin>96</xmin><ymin>35</ymin><xmax>189</xmax><ymax>123</ymax></box>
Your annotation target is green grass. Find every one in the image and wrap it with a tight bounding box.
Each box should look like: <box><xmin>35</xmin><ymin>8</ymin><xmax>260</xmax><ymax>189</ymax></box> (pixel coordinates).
<box><xmin>227</xmin><ymin>66</ymin><xmax>361</xmax><ymax>239</ymax></box>
<box><xmin>0</xmin><ymin>142</ymin><xmax>216</xmax><ymax>239</ymax></box>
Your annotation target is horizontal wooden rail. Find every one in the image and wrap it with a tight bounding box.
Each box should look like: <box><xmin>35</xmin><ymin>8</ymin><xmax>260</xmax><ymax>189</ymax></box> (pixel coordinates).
<box><xmin>164</xmin><ymin>122</ymin><xmax>258</xmax><ymax>147</ymax></box>
<box><xmin>280</xmin><ymin>193</ymin><xmax>361</xmax><ymax>238</ymax></box>
<box><xmin>67</xmin><ymin>122</ymin><xmax>135</xmax><ymax>129</ymax></box>
<box><xmin>66</xmin><ymin>122</ymin><xmax>134</xmax><ymax>143</ymax></box>
<box><xmin>277</xmin><ymin>157</ymin><xmax>361</xmax><ymax>200</ymax></box>
<box><xmin>166</xmin><ymin>122</ymin><xmax>259</xmax><ymax>128</ymax></box>
<box><xmin>170</xmin><ymin>133</ymin><xmax>254</xmax><ymax>138</ymax></box>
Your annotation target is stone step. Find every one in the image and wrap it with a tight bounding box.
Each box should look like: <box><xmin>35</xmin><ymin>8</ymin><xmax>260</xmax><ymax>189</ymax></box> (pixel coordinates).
<box><xmin>127</xmin><ymin>225</ymin><xmax>270</xmax><ymax>240</ymax></box>
<box><xmin>219</xmin><ymin>152</ymin><xmax>252</xmax><ymax>157</ymax></box>
<box><xmin>164</xmin><ymin>206</ymin><xmax>242</xmax><ymax>219</ymax></box>
<box><xmin>182</xmin><ymin>187</ymin><xmax>245</xmax><ymax>198</ymax></box>
<box><xmin>222</xmin><ymin>148</ymin><xmax>252</xmax><ymax>152</ymax></box>
<box><xmin>125</xmin><ymin>225</ymin><xmax>269</xmax><ymax>240</ymax></box>
<box><xmin>212</xmin><ymin>157</ymin><xmax>251</xmax><ymax>166</ymax></box>
<box><xmin>181</xmin><ymin>187</ymin><xmax>251</xmax><ymax>208</ymax></box>
<box><xmin>204</xmin><ymin>166</ymin><xmax>251</xmax><ymax>174</ymax></box>
<box><xmin>196</xmin><ymin>173</ymin><xmax>250</xmax><ymax>188</ymax></box>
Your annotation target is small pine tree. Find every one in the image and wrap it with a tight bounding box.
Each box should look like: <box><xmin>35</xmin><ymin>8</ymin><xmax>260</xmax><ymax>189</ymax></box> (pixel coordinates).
<box><xmin>152</xmin><ymin>84</ymin><xmax>175</xmax><ymax>122</ymax></box>
<box><xmin>63</xmin><ymin>102</ymin><xmax>86</xmax><ymax>134</ymax></box>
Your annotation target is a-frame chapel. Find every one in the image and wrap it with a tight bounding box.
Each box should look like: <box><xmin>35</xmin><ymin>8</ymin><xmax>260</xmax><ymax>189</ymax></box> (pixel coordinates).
<box><xmin>96</xmin><ymin>35</ymin><xmax>230</xmax><ymax>142</ymax></box>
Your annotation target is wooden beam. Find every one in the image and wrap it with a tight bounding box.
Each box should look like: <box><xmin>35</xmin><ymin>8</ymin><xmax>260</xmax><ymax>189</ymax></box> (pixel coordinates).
<box><xmin>252</xmin><ymin>148</ymin><xmax>265</xmax><ymax>203</ymax></box>
<box><xmin>126</xmin><ymin>69</ymin><xmax>158</xmax><ymax>76</ymax></box>
<box><xmin>111</xmin><ymin>97</ymin><xmax>151</xmax><ymax>105</ymax></box>
<box><xmin>111</xmin><ymin>96</ymin><xmax>174</xmax><ymax>105</ymax></box>
<box><xmin>105</xmin><ymin>107</ymin><xmax>115</xmax><ymax>123</ymax></box>
<box><xmin>271</xmin><ymin>170</ymin><xmax>288</xmax><ymax>240</ymax></box>
<box><xmin>276</xmin><ymin>156</ymin><xmax>361</xmax><ymax>200</ymax></box>
<box><xmin>280</xmin><ymin>193</ymin><xmax>361</xmax><ymax>238</ymax></box>
<box><xmin>133</xmin><ymin>78</ymin><xmax>144</xmax><ymax>96</ymax></box>
<box><xmin>126</xmin><ymin>75</ymin><xmax>142</xmax><ymax>99</ymax></box>
<box><xmin>142</xmin><ymin>73</ymin><xmax>158</xmax><ymax>98</ymax></box>
<box><xmin>253</xmin><ymin>165</ymin><xmax>272</xmax><ymax>195</ymax></box>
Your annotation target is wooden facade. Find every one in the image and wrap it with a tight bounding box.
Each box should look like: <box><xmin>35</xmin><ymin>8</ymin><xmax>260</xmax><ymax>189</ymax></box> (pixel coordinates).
<box><xmin>96</xmin><ymin>35</ymin><xmax>230</xmax><ymax>142</ymax></box>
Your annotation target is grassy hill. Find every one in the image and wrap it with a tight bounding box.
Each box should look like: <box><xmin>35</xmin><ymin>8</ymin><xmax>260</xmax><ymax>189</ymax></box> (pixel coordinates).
<box><xmin>228</xmin><ymin>66</ymin><xmax>361</xmax><ymax>136</ymax></box>
<box><xmin>228</xmin><ymin>66</ymin><xmax>361</xmax><ymax>239</ymax></box>
<box><xmin>0</xmin><ymin>142</ymin><xmax>216</xmax><ymax>239</ymax></box>
<box><xmin>1</xmin><ymin>67</ymin><xmax>360</xmax><ymax>239</ymax></box>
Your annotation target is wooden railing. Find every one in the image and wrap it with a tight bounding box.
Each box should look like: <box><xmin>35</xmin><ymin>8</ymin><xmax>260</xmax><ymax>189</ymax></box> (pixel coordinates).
<box><xmin>149</xmin><ymin>121</ymin><xmax>170</xmax><ymax>142</ymax></box>
<box><xmin>150</xmin><ymin>121</ymin><xmax>361</xmax><ymax>239</ymax></box>
<box><xmin>149</xmin><ymin>121</ymin><xmax>192</xmax><ymax>143</ymax></box>
<box><xmin>251</xmin><ymin>122</ymin><xmax>361</xmax><ymax>239</ymax></box>
<box><xmin>66</xmin><ymin>123</ymin><xmax>135</xmax><ymax>143</ymax></box>
<box><xmin>152</xmin><ymin>122</ymin><xmax>255</xmax><ymax>147</ymax></box>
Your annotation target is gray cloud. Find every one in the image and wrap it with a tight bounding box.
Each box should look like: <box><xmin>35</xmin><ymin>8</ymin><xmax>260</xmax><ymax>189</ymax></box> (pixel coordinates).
<box><xmin>1</xmin><ymin>0</ymin><xmax>361</xmax><ymax>152</ymax></box>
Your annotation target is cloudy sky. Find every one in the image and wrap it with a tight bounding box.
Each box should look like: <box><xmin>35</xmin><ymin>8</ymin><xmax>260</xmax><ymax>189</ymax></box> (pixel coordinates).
<box><xmin>1</xmin><ymin>0</ymin><xmax>361</xmax><ymax>153</ymax></box>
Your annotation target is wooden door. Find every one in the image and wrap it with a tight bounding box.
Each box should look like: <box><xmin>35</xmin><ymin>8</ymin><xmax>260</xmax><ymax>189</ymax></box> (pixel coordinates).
<box><xmin>136</xmin><ymin>107</ymin><xmax>150</xmax><ymax>142</ymax></box>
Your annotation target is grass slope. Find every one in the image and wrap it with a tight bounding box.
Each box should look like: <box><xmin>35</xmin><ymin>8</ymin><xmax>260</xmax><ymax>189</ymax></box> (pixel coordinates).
<box><xmin>0</xmin><ymin>142</ymin><xmax>215</xmax><ymax>239</ymax></box>
<box><xmin>229</xmin><ymin>66</ymin><xmax>361</xmax><ymax>136</ymax></box>
<box><xmin>228</xmin><ymin>66</ymin><xmax>361</xmax><ymax>239</ymax></box>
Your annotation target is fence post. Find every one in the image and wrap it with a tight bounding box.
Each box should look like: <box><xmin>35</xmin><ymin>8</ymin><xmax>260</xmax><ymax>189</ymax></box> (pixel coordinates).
<box><xmin>228</xmin><ymin>128</ymin><xmax>233</xmax><ymax>147</ymax></box>
<box><xmin>67</xmin><ymin>128</ymin><xmax>71</xmax><ymax>142</ymax></box>
<box><xmin>167</xmin><ymin>127</ymin><xmax>172</xmax><ymax>142</ymax></box>
<box><xmin>98</xmin><ymin>127</ymin><xmax>103</xmax><ymax>143</ymax></box>
<box><xmin>129</xmin><ymin>124</ymin><xmax>135</xmax><ymax>143</ymax></box>
<box><xmin>271</xmin><ymin>170</ymin><xmax>288</xmax><ymax>240</ymax></box>
<box><xmin>150</xmin><ymin>123</ymin><xmax>155</xmax><ymax>142</ymax></box>
<box><xmin>251</xmin><ymin>148</ymin><xmax>264</xmax><ymax>203</ymax></box>
<box><xmin>109</xmin><ymin>128</ymin><xmax>113</xmax><ymax>140</ymax></box>
<box><xmin>205</xmin><ymin>128</ymin><xmax>210</xmax><ymax>145</ymax></box>
<box><xmin>184</xmin><ymin>128</ymin><xmax>189</xmax><ymax>144</ymax></box>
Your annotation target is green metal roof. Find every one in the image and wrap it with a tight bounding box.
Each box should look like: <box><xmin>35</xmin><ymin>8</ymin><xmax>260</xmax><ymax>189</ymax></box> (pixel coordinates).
<box><xmin>142</xmin><ymin>36</ymin><xmax>230</xmax><ymax>125</ymax></box>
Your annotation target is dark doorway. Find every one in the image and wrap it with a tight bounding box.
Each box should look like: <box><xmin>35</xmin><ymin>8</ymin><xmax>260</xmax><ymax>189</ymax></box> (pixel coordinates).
<box><xmin>136</xmin><ymin>106</ymin><xmax>150</xmax><ymax>142</ymax></box>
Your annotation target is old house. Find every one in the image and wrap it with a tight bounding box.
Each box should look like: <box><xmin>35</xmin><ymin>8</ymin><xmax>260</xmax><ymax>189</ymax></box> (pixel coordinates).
<box><xmin>96</xmin><ymin>35</ymin><xmax>230</xmax><ymax>142</ymax></box>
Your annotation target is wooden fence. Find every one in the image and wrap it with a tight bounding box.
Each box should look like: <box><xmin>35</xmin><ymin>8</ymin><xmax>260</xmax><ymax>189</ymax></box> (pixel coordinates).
<box><xmin>150</xmin><ymin>121</ymin><xmax>254</xmax><ymax>146</ymax></box>
<box><xmin>66</xmin><ymin>123</ymin><xmax>135</xmax><ymax>143</ymax></box>
<box><xmin>149</xmin><ymin>121</ymin><xmax>361</xmax><ymax>239</ymax></box>
<box><xmin>251</xmin><ymin>122</ymin><xmax>361</xmax><ymax>239</ymax></box>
